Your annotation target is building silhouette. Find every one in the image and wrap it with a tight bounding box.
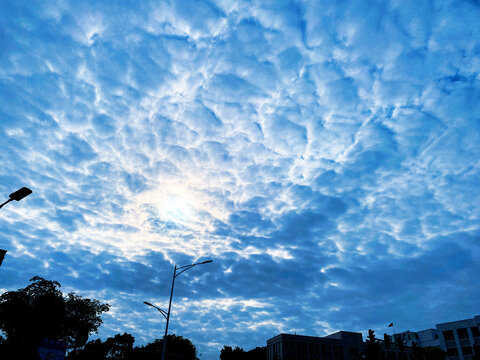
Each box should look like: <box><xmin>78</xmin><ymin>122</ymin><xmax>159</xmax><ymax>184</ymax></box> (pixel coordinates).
<box><xmin>266</xmin><ymin>331</ymin><xmax>413</xmax><ymax>360</ymax></box>
<box><xmin>393</xmin><ymin>329</ymin><xmax>440</xmax><ymax>348</ymax></box>
<box><xmin>396</xmin><ymin>315</ymin><xmax>480</xmax><ymax>360</ymax></box>
<box><xmin>437</xmin><ymin>315</ymin><xmax>480</xmax><ymax>360</ymax></box>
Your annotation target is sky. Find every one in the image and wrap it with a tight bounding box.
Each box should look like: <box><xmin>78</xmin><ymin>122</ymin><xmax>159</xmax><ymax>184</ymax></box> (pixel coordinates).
<box><xmin>0</xmin><ymin>0</ymin><xmax>479</xmax><ymax>358</ymax></box>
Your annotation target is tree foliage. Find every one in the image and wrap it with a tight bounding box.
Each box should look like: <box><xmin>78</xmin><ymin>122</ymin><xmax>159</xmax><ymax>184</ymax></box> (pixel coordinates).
<box><xmin>67</xmin><ymin>333</ymin><xmax>199</xmax><ymax>360</ymax></box>
<box><xmin>246</xmin><ymin>347</ymin><xmax>267</xmax><ymax>360</ymax></box>
<box><xmin>220</xmin><ymin>346</ymin><xmax>245</xmax><ymax>360</ymax></box>
<box><xmin>133</xmin><ymin>334</ymin><xmax>198</xmax><ymax>360</ymax></box>
<box><xmin>68</xmin><ymin>333</ymin><xmax>199</xmax><ymax>360</ymax></box>
<box><xmin>423</xmin><ymin>346</ymin><xmax>447</xmax><ymax>360</ymax></box>
<box><xmin>220</xmin><ymin>345</ymin><xmax>266</xmax><ymax>360</ymax></box>
<box><xmin>67</xmin><ymin>333</ymin><xmax>135</xmax><ymax>360</ymax></box>
<box><xmin>0</xmin><ymin>276</ymin><xmax>110</xmax><ymax>357</ymax></box>
<box><xmin>383</xmin><ymin>333</ymin><xmax>391</xmax><ymax>348</ymax></box>
<box><xmin>364</xmin><ymin>329</ymin><xmax>380</xmax><ymax>360</ymax></box>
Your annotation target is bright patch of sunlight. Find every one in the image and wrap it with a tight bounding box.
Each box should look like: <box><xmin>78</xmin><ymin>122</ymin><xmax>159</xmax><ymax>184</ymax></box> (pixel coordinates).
<box><xmin>159</xmin><ymin>194</ymin><xmax>195</xmax><ymax>222</ymax></box>
<box><xmin>135</xmin><ymin>185</ymin><xmax>202</xmax><ymax>225</ymax></box>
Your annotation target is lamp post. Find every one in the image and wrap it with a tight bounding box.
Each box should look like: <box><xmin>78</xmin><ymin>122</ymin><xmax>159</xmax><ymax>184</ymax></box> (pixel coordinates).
<box><xmin>144</xmin><ymin>259</ymin><xmax>213</xmax><ymax>360</ymax></box>
<box><xmin>0</xmin><ymin>187</ymin><xmax>33</xmax><ymax>210</ymax></box>
<box><xmin>0</xmin><ymin>187</ymin><xmax>32</xmax><ymax>268</ymax></box>
<box><xmin>0</xmin><ymin>249</ymin><xmax>6</xmax><ymax>267</ymax></box>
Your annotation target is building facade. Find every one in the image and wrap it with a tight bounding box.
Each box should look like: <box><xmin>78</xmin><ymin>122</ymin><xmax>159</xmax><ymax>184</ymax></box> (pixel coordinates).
<box><xmin>267</xmin><ymin>333</ymin><xmax>349</xmax><ymax>360</ymax></box>
<box><xmin>392</xmin><ymin>315</ymin><xmax>480</xmax><ymax>360</ymax></box>
<box><xmin>395</xmin><ymin>329</ymin><xmax>440</xmax><ymax>348</ymax></box>
<box><xmin>267</xmin><ymin>331</ymin><xmax>413</xmax><ymax>360</ymax></box>
<box><xmin>436</xmin><ymin>315</ymin><xmax>480</xmax><ymax>360</ymax></box>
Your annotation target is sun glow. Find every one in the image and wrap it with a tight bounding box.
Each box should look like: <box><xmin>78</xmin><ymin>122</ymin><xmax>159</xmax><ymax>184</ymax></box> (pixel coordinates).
<box><xmin>100</xmin><ymin>181</ymin><xmax>230</xmax><ymax>257</ymax></box>
<box><xmin>135</xmin><ymin>184</ymin><xmax>205</xmax><ymax>226</ymax></box>
<box><xmin>159</xmin><ymin>194</ymin><xmax>195</xmax><ymax>222</ymax></box>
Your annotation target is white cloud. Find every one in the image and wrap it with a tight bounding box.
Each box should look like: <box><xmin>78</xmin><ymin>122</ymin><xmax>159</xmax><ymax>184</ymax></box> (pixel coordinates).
<box><xmin>0</xmin><ymin>0</ymin><xmax>479</xmax><ymax>358</ymax></box>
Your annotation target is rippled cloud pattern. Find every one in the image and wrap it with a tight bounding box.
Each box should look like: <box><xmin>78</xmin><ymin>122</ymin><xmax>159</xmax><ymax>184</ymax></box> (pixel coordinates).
<box><xmin>1</xmin><ymin>1</ymin><xmax>479</xmax><ymax>359</ymax></box>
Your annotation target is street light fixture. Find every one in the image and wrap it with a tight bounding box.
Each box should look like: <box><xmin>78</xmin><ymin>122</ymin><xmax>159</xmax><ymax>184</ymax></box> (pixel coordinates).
<box><xmin>0</xmin><ymin>249</ymin><xmax>6</xmax><ymax>267</ymax></box>
<box><xmin>0</xmin><ymin>187</ymin><xmax>32</xmax><ymax>268</ymax></box>
<box><xmin>144</xmin><ymin>259</ymin><xmax>213</xmax><ymax>360</ymax></box>
<box><xmin>143</xmin><ymin>301</ymin><xmax>168</xmax><ymax>319</ymax></box>
<box><xmin>0</xmin><ymin>187</ymin><xmax>33</xmax><ymax>210</ymax></box>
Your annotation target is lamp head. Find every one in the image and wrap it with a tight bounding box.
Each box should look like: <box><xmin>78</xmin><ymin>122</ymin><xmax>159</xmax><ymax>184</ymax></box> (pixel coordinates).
<box><xmin>9</xmin><ymin>187</ymin><xmax>32</xmax><ymax>201</ymax></box>
<box><xmin>201</xmin><ymin>260</ymin><xmax>213</xmax><ymax>264</ymax></box>
<box><xmin>0</xmin><ymin>249</ymin><xmax>6</xmax><ymax>266</ymax></box>
<box><xmin>143</xmin><ymin>301</ymin><xmax>153</xmax><ymax>307</ymax></box>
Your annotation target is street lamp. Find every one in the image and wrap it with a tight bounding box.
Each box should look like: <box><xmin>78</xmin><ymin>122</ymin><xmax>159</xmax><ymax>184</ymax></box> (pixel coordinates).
<box><xmin>0</xmin><ymin>187</ymin><xmax>32</xmax><ymax>268</ymax></box>
<box><xmin>143</xmin><ymin>301</ymin><xmax>168</xmax><ymax>319</ymax></box>
<box><xmin>144</xmin><ymin>259</ymin><xmax>213</xmax><ymax>360</ymax></box>
<box><xmin>0</xmin><ymin>249</ymin><xmax>6</xmax><ymax>267</ymax></box>
<box><xmin>0</xmin><ymin>187</ymin><xmax>33</xmax><ymax>210</ymax></box>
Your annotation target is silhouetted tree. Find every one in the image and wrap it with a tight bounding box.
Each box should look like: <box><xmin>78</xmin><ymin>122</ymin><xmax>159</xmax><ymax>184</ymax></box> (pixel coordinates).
<box><xmin>0</xmin><ymin>277</ymin><xmax>110</xmax><ymax>358</ymax></box>
<box><xmin>246</xmin><ymin>347</ymin><xmax>266</xmax><ymax>360</ymax></box>
<box><xmin>397</xmin><ymin>336</ymin><xmax>405</xmax><ymax>360</ymax></box>
<box><xmin>133</xmin><ymin>334</ymin><xmax>198</xmax><ymax>360</ymax></box>
<box><xmin>67</xmin><ymin>339</ymin><xmax>105</xmax><ymax>360</ymax></box>
<box><xmin>220</xmin><ymin>345</ymin><xmax>235</xmax><ymax>360</ymax></box>
<box><xmin>383</xmin><ymin>333</ymin><xmax>391</xmax><ymax>348</ymax></box>
<box><xmin>364</xmin><ymin>329</ymin><xmax>381</xmax><ymax>360</ymax></box>
<box><xmin>423</xmin><ymin>346</ymin><xmax>446</xmax><ymax>360</ymax></box>
<box><xmin>411</xmin><ymin>341</ymin><xmax>422</xmax><ymax>360</ymax></box>
<box><xmin>220</xmin><ymin>345</ymin><xmax>266</xmax><ymax>360</ymax></box>
<box><xmin>104</xmin><ymin>333</ymin><xmax>135</xmax><ymax>360</ymax></box>
<box><xmin>67</xmin><ymin>333</ymin><xmax>135</xmax><ymax>360</ymax></box>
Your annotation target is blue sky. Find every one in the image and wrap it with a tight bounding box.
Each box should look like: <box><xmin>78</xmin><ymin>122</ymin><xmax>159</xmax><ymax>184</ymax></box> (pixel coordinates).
<box><xmin>1</xmin><ymin>0</ymin><xmax>479</xmax><ymax>358</ymax></box>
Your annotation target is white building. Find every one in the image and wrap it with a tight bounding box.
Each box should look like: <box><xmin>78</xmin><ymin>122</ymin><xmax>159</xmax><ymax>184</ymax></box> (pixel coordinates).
<box><xmin>436</xmin><ymin>315</ymin><xmax>480</xmax><ymax>360</ymax></box>
<box><xmin>395</xmin><ymin>315</ymin><xmax>480</xmax><ymax>360</ymax></box>
<box><xmin>395</xmin><ymin>328</ymin><xmax>440</xmax><ymax>348</ymax></box>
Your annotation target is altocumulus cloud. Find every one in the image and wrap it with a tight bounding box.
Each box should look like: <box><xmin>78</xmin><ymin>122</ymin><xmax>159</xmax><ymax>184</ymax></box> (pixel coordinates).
<box><xmin>1</xmin><ymin>0</ymin><xmax>479</xmax><ymax>359</ymax></box>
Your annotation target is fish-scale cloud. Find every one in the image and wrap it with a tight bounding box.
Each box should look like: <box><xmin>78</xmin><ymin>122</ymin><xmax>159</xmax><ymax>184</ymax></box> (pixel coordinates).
<box><xmin>1</xmin><ymin>0</ymin><xmax>479</xmax><ymax>359</ymax></box>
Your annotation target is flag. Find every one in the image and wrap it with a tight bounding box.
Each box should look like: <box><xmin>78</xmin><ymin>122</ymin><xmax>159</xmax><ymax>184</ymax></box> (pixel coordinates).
<box><xmin>388</xmin><ymin>322</ymin><xmax>394</xmax><ymax>327</ymax></box>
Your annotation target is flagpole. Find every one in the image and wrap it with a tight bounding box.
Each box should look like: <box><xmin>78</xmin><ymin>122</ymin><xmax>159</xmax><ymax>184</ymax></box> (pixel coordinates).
<box><xmin>388</xmin><ymin>322</ymin><xmax>396</xmax><ymax>343</ymax></box>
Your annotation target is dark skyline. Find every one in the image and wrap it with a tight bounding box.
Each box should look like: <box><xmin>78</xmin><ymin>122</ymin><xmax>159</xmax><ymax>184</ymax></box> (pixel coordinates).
<box><xmin>1</xmin><ymin>1</ymin><xmax>479</xmax><ymax>360</ymax></box>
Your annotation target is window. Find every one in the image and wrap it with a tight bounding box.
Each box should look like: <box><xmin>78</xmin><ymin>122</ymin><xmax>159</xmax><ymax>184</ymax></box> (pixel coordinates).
<box><xmin>447</xmin><ymin>348</ymin><xmax>459</xmax><ymax>356</ymax></box>
<box><xmin>443</xmin><ymin>330</ymin><xmax>455</xmax><ymax>341</ymax></box>
<box><xmin>471</xmin><ymin>326</ymin><xmax>480</xmax><ymax>337</ymax></box>
<box><xmin>462</xmin><ymin>346</ymin><xmax>473</xmax><ymax>355</ymax></box>
<box><xmin>457</xmin><ymin>328</ymin><xmax>469</xmax><ymax>339</ymax></box>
